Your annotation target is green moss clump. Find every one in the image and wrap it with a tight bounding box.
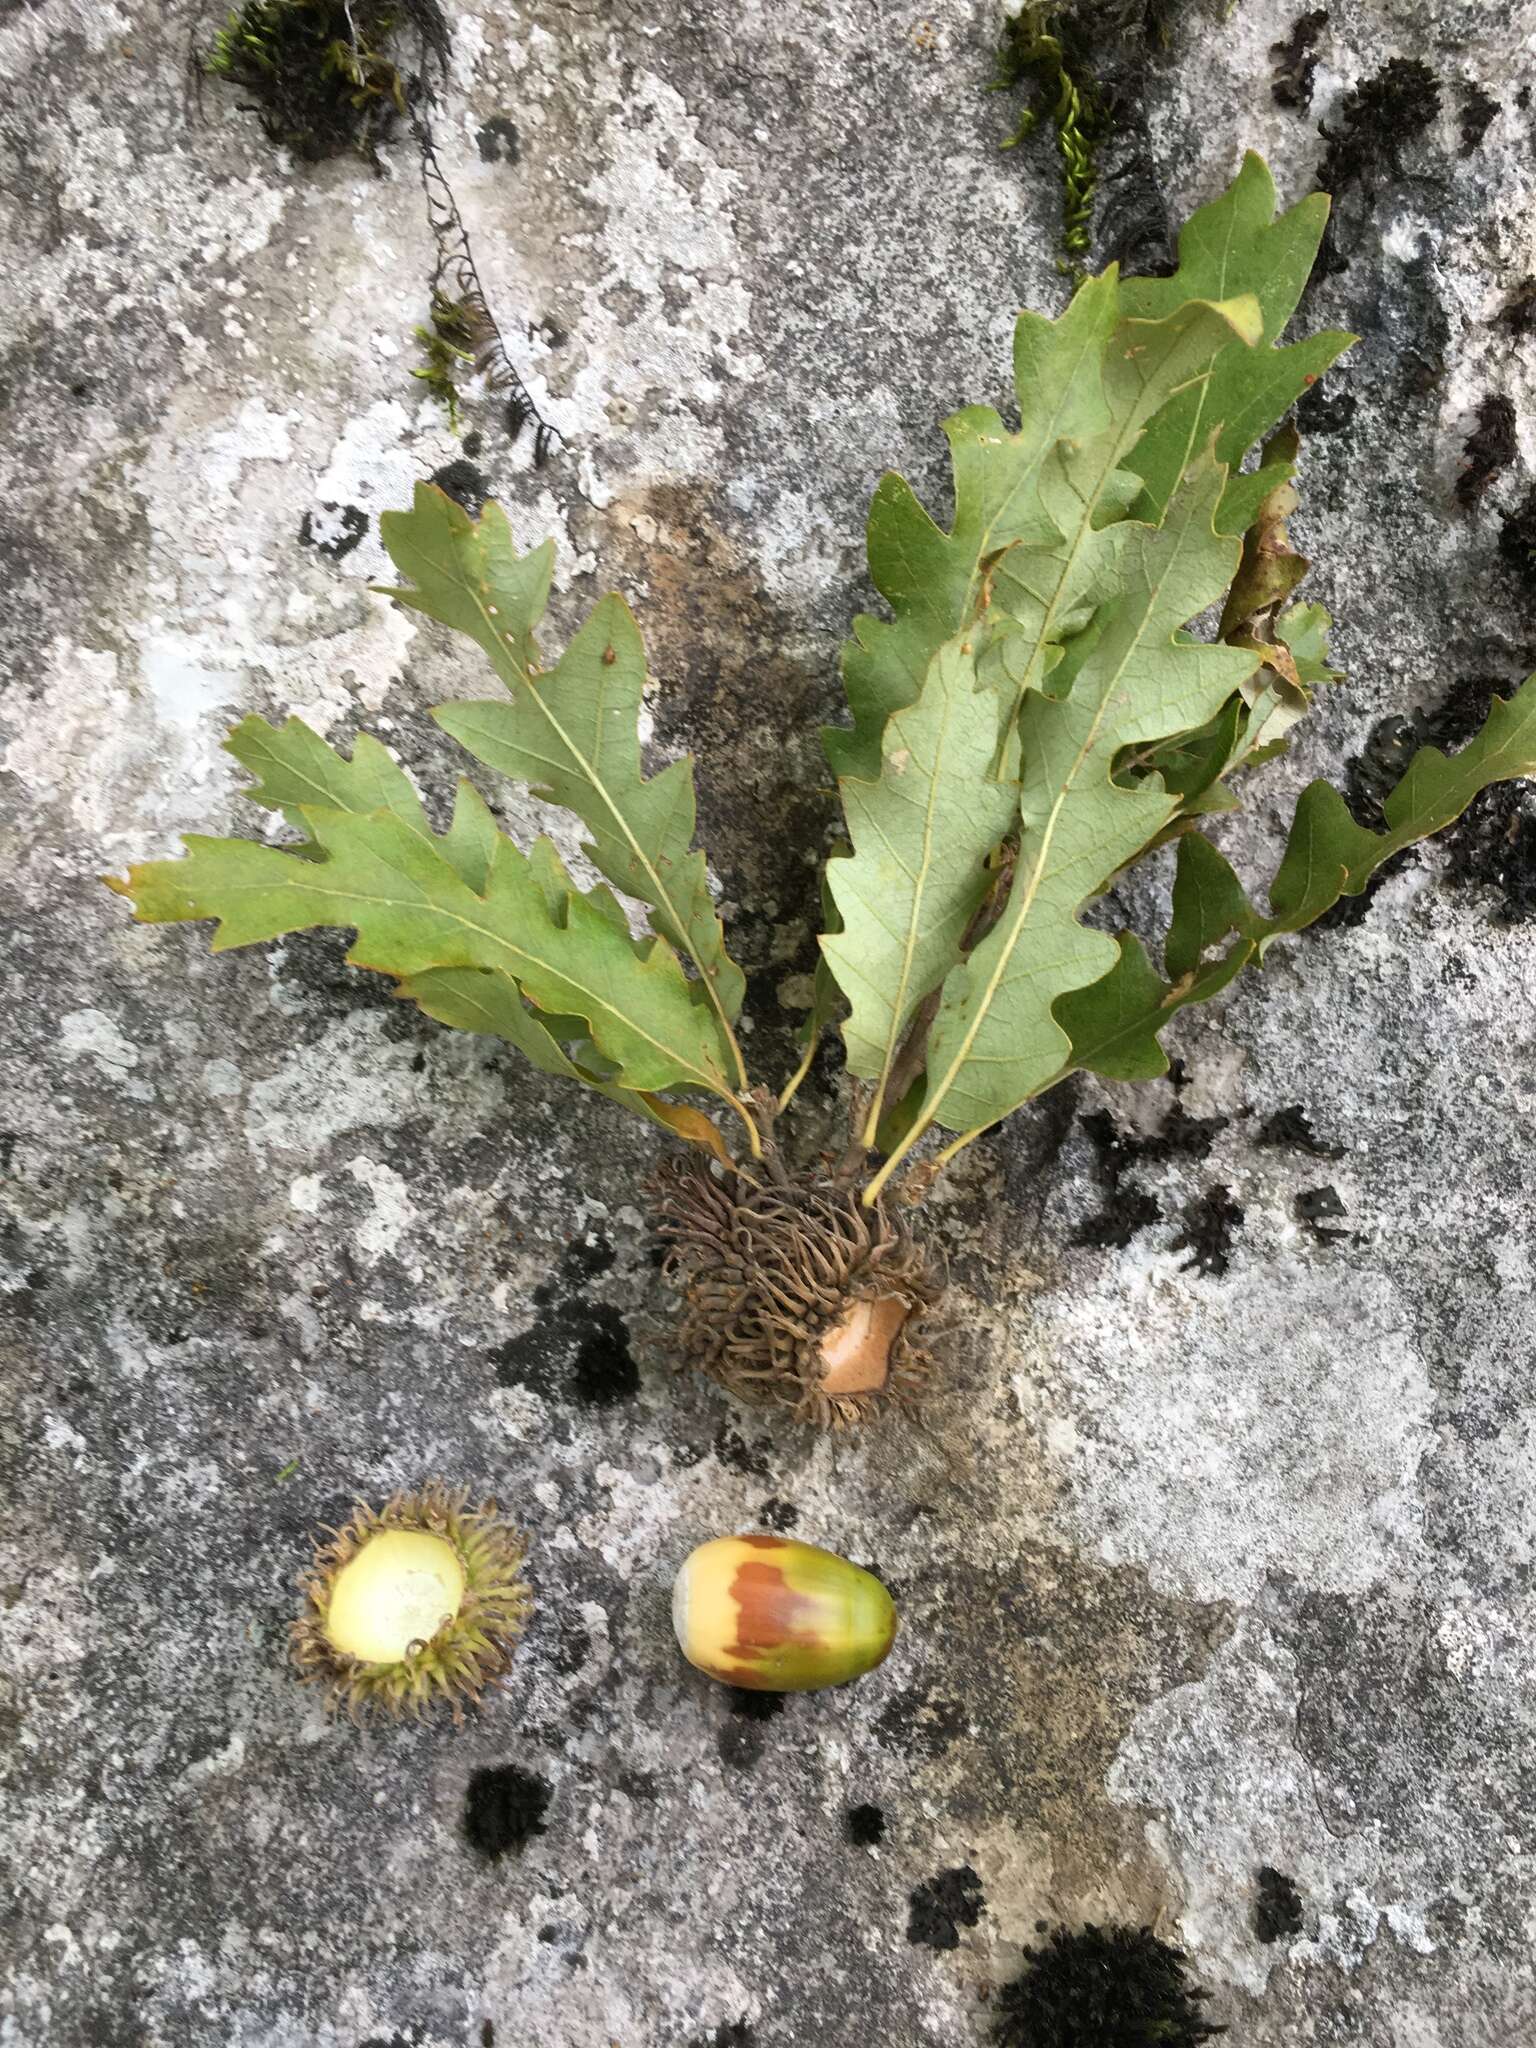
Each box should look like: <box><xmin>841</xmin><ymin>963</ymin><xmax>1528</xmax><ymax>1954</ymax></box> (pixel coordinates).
<box><xmin>990</xmin><ymin>8</ymin><xmax>1109</xmax><ymax>274</ymax></box>
<box><xmin>204</xmin><ymin>0</ymin><xmax>446</xmax><ymax>167</ymax></box>
<box><xmin>411</xmin><ymin>291</ymin><xmax>484</xmax><ymax>430</ymax></box>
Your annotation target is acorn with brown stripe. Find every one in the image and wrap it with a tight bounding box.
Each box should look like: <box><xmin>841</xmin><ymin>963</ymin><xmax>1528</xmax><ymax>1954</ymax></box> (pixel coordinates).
<box><xmin>671</xmin><ymin>1532</ymin><xmax>897</xmax><ymax>1692</ymax></box>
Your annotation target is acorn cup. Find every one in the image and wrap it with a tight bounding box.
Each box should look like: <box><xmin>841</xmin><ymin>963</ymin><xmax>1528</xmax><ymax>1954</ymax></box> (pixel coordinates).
<box><xmin>671</xmin><ymin>1533</ymin><xmax>897</xmax><ymax>1692</ymax></box>
<box><xmin>292</xmin><ymin>1482</ymin><xmax>531</xmax><ymax>1722</ymax></box>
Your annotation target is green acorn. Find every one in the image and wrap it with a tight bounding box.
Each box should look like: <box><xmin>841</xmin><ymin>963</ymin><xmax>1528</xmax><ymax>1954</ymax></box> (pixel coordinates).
<box><xmin>292</xmin><ymin>1482</ymin><xmax>530</xmax><ymax>1722</ymax></box>
<box><xmin>672</xmin><ymin>1532</ymin><xmax>897</xmax><ymax>1692</ymax></box>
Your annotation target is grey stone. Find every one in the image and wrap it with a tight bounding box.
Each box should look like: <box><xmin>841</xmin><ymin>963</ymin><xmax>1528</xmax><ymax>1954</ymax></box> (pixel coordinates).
<box><xmin>3</xmin><ymin>0</ymin><xmax>1536</xmax><ymax>2043</ymax></box>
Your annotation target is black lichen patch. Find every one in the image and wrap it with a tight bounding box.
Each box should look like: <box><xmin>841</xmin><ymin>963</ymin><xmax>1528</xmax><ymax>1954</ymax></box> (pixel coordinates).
<box><xmin>1077</xmin><ymin>1118</ymin><xmax>1161</xmax><ymax>1249</ymax></box>
<box><xmin>1459</xmin><ymin>82</ymin><xmax>1499</xmax><ymax>155</ymax></box>
<box><xmin>1296</xmin><ymin>1184</ymin><xmax>1350</xmax><ymax>1243</ymax></box>
<box><xmin>464</xmin><ymin>1765</ymin><xmax>551</xmax><ymax>1860</ymax></box>
<box><xmin>727</xmin><ymin>1687</ymin><xmax>786</xmax><ymax>1722</ymax></box>
<box><xmin>298</xmin><ymin>502</ymin><xmax>369</xmax><ymax>561</ymax></box>
<box><xmin>1497</xmin><ymin>278</ymin><xmax>1536</xmax><ymax>340</ymax></box>
<box><xmin>686</xmin><ymin>2026</ymin><xmax>756</xmax><ymax>2048</ymax></box>
<box><xmin>1316</xmin><ymin>58</ymin><xmax>1444</xmax><ymax>276</ymax></box>
<box><xmin>718</xmin><ymin>1692</ymin><xmax>785</xmax><ymax>1771</ymax></box>
<box><xmin>906</xmin><ymin>1865</ymin><xmax>985</xmax><ymax>1950</ymax></box>
<box><xmin>994</xmin><ymin>1923</ymin><xmax>1223</xmax><ymax>2045</ymax></box>
<box><xmin>846</xmin><ymin>1802</ymin><xmax>886</xmax><ymax>1846</ymax></box>
<box><xmin>757</xmin><ymin>1497</ymin><xmax>798</xmax><ymax>1530</ymax></box>
<box><xmin>1295</xmin><ymin>374</ymin><xmax>1357</xmax><ymax>438</ymax></box>
<box><xmin>562</xmin><ymin>1231</ymin><xmax>616</xmax><ymax>1284</ymax></box>
<box><xmin>1456</xmin><ymin>394</ymin><xmax>1517</xmax><ymax>509</ymax></box>
<box><xmin>712</xmin><ymin>1424</ymin><xmax>773</xmax><ymax>1480</ymax></box>
<box><xmin>1257</xmin><ymin>1105</ymin><xmax>1344</xmax><ymax>1159</ymax></box>
<box><xmin>491</xmin><ymin>1299</ymin><xmax>639</xmax><ymax>1407</ymax></box>
<box><xmin>1445</xmin><ymin>781</ymin><xmax>1536</xmax><ymax>921</ymax></box>
<box><xmin>1075</xmin><ymin>1103</ymin><xmax>1229</xmax><ymax>1252</ymax></box>
<box><xmin>1499</xmin><ymin>485</ymin><xmax>1536</xmax><ymax>599</ymax></box>
<box><xmin>1254</xmin><ymin>1865</ymin><xmax>1305</xmax><ymax>1943</ymax></box>
<box><xmin>475</xmin><ymin>115</ymin><xmax>520</xmax><ymax>164</ymax></box>
<box><xmin>1320</xmin><ymin>56</ymin><xmax>1443</xmax><ymax>189</ymax></box>
<box><xmin>1173</xmin><ymin>1186</ymin><xmax>1243</xmax><ymax>1278</ymax></box>
<box><xmin>1270</xmin><ymin>10</ymin><xmax>1328</xmax><ymax>112</ymax></box>
<box><xmin>875</xmin><ymin>1685</ymin><xmax>970</xmax><ymax>1761</ymax></box>
<box><xmin>427</xmin><ymin>458</ymin><xmax>492</xmax><ymax>514</ymax></box>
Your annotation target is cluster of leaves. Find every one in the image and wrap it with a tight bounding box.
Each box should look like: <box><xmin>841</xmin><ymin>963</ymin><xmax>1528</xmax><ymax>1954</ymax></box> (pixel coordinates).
<box><xmin>110</xmin><ymin>157</ymin><xmax>1536</xmax><ymax>1207</ymax></box>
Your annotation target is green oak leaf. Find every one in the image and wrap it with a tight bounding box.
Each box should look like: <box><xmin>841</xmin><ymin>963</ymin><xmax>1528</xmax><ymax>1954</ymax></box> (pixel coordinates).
<box><xmin>1057</xmin><ymin>673</ymin><xmax>1536</xmax><ymax>1080</ymax></box>
<box><xmin>829</xmin><ymin>283</ymin><xmax>1262</xmax><ymax>782</ymax></box>
<box><xmin>1119</xmin><ymin>151</ymin><xmax>1355</xmax><ymax>528</ymax></box>
<box><xmin>866</xmin><ymin>455</ymin><xmax>1258</xmax><ymax>1188</ymax></box>
<box><xmin>109</xmin><ymin>807</ymin><xmax>740</xmax><ymax>1104</ymax></box>
<box><xmin>821</xmin><ymin>636</ymin><xmax>1019</xmax><ymax>1123</ymax></box>
<box><xmin>378</xmin><ymin>484</ymin><xmax>747</xmax><ymax>1083</ymax></box>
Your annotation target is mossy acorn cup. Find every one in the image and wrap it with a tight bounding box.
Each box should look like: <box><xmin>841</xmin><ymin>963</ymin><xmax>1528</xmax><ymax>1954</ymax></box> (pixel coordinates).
<box><xmin>672</xmin><ymin>1533</ymin><xmax>897</xmax><ymax>1692</ymax></box>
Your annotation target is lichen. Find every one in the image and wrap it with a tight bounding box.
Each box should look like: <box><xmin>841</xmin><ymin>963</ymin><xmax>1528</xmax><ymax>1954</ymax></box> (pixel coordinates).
<box><xmin>993</xmin><ymin>1923</ymin><xmax>1224</xmax><ymax>2046</ymax></box>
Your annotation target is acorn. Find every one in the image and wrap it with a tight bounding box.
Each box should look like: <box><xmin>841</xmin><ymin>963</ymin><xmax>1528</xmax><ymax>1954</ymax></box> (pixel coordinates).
<box><xmin>671</xmin><ymin>1532</ymin><xmax>897</xmax><ymax>1692</ymax></box>
<box><xmin>292</xmin><ymin>1482</ymin><xmax>530</xmax><ymax>1722</ymax></box>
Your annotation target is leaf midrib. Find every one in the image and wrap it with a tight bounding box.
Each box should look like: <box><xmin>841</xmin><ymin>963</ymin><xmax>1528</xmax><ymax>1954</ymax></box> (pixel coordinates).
<box><xmin>210</xmin><ymin>858</ymin><xmax>729</xmax><ymax>1098</ymax></box>
<box><xmin>416</xmin><ymin>534</ymin><xmax>746</xmax><ymax>1085</ymax></box>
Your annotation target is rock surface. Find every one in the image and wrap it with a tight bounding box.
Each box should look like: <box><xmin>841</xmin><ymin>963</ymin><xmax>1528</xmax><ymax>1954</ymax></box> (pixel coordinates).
<box><xmin>4</xmin><ymin>0</ymin><xmax>1536</xmax><ymax>2042</ymax></box>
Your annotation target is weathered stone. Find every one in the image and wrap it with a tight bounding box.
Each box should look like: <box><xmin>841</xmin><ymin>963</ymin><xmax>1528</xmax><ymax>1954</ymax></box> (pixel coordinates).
<box><xmin>4</xmin><ymin>1</ymin><xmax>1536</xmax><ymax>2042</ymax></box>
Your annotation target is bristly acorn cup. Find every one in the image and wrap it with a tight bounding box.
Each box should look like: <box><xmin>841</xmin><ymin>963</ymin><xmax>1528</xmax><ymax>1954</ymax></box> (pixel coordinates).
<box><xmin>292</xmin><ymin>1483</ymin><xmax>530</xmax><ymax>1722</ymax></box>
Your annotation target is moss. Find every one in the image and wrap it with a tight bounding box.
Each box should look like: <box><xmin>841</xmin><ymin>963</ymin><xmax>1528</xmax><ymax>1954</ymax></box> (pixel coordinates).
<box><xmin>994</xmin><ymin>1923</ymin><xmax>1224</xmax><ymax>2046</ymax></box>
<box><xmin>203</xmin><ymin>0</ymin><xmax>447</xmax><ymax>168</ymax></box>
<box><xmin>411</xmin><ymin>290</ymin><xmax>481</xmax><ymax>429</ymax></box>
<box><xmin>991</xmin><ymin>4</ymin><xmax>1188</xmax><ymax>277</ymax></box>
<box><xmin>991</xmin><ymin>8</ymin><xmax>1110</xmax><ymax>274</ymax></box>
<box><xmin>201</xmin><ymin>0</ymin><xmax>557</xmax><ymax>459</ymax></box>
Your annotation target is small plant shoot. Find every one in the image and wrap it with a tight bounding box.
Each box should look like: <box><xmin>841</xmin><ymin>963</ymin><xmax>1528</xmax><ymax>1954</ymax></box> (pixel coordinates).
<box><xmin>111</xmin><ymin>157</ymin><xmax>1536</xmax><ymax>1428</ymax></box>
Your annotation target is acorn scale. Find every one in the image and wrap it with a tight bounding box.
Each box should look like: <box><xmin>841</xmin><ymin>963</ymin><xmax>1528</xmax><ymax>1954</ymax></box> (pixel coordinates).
<box><xmin>671</xmin><ymin>1532</ymin><xmax>897</xmax><ymax>1692</ymax></box>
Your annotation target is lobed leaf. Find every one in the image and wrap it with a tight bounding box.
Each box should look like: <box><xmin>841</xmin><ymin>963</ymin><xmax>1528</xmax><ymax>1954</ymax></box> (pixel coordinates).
<box><xmin>1058</xmin><ymin>673</ymin><xmax>1536</xmax><ymax>1081</ymax></box>
<box><xmin>821</xmin><ymin>637</ymin><xmax>1019</xmax><ymax>1120</ymax></box>
<box><xmin>378</xmin><ymin>484</ymin><xmax>748</xmax><ymax>1082</ymax></box>
<box><xmin>1118</xmin><ymin>151</ymin><xmax>1354</xmax><ymax>528</ymax></box>
<box><xmin>109</xmin><ymin>806</ymin><xmax>741</xmax><ymax>1104</ymax></box>
<box><xmin>829</xmin><ymin>284</ymin><xmax>1262</xmax><ymax>782</ymax></box>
